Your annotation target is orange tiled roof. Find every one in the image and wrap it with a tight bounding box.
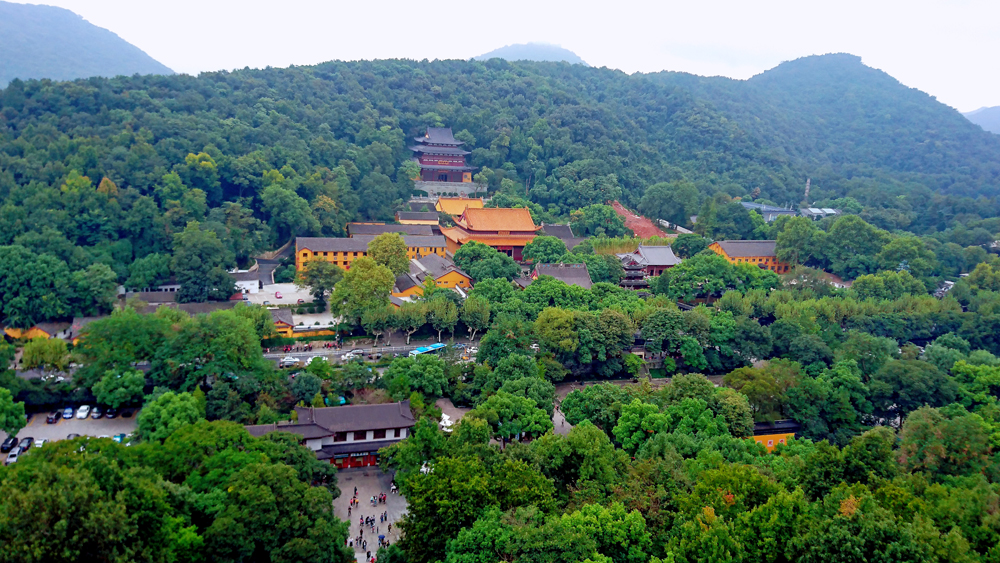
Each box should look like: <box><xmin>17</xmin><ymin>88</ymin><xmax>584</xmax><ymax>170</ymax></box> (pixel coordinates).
<box><xmin>441</xmin><ymin>227</ymin><xmax>536</xmax><ymax>247</ymax></box>
<box><xmin>454</xmin><ymin>207</ymin><xmax>539</xmax><ymax>232</ymax></box>
<box><xmin>436</xmin><ymin>197</ymin><xmax>484</xmax><ymax>215</ymax></box>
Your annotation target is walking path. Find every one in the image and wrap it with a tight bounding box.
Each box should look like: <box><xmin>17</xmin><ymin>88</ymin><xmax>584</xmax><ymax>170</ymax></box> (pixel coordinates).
<box><xmin>335</xmin><ymin>468</ymin><xmax>407</xmax><ymax>563</ymax></box>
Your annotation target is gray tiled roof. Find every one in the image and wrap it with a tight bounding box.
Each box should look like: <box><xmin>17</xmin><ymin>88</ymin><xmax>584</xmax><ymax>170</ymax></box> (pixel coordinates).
<box><xmin>394</xmin><ymin>273</ymin><xmax>421</xmax><ymax>293</ymax></box>
<box><xmin>413</xmin><ymin>127</ymin><xmax>462</xmax><ymax>146</ymax></box>
<box><xmin>270</xmin><ymin>308</ymin><xmax>294</xmax><ymax>326</ymax></box>
<box><xmin>715</xmin><ymin>240</ymin><xmax>778</xmax><ymax>258</ymax></box>
<box><xmin>295</xmin><ymin>401</ymin><xmax>415</xmax><ymax>433</ymax></box>
<box><xmin>297</xmin><ymin>237</ymin><xmax>369</xmax><ymax>253</ymax></box>
<box><xmin>634</xmin><ymin>245</ymin><xmax>681</xmax><ymax>267</ymax></box>
<box><xmin>348</xmin><ymin>223</ymin><xmax>434</xmax><ymax>236</ymax></box>
<box><xmin>396</xmin><ymin>211</ymin><xmax>440</xmax><ymax>222</ymax></box>
<box><xmin>535</xmin><ymin>263</ymin><xmax>593</xmax><ymax>289</ymax></box>
<box><xmin>229</xmin><ymin>270</ymin><xmax>260</xmax><ymax>282</ymax></box>
<box><xmin>351</xmin><ymin>234</ymin><xmax>446</xmax><ymax>248</ymax></box>
<box><xmin>412</xmin><ymin>253</ymin><xmax>466</xmax><ymax>280</ymax></box>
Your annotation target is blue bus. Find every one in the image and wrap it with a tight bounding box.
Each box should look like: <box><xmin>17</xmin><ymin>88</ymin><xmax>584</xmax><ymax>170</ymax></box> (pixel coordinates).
<box><xmin>408</xmin><ymin>343</ymin><xmax>447</xmax><ymax>358</ymax></box>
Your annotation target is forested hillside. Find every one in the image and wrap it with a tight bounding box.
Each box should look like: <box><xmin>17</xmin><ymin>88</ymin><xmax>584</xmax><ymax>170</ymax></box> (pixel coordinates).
<box><xmin>0</xmin><ymin>1</ymin><xmax>173</xmax><ymax>87</ymax></box>
<box><xmin>2</xmin><ymin>55</ymin><xmax>1000</xmax><ymax>325</ymax></box>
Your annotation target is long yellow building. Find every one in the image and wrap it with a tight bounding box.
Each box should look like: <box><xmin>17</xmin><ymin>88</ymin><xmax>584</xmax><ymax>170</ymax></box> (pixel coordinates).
<box><xmin>709</xmin><ymin>240</ymin><xmax>790</xmax><ymax>274</ymax></box>
<box><xmin>296</xmin><ymin>235</ymin><xmax>447</xmax><ymax>272</ymax></box>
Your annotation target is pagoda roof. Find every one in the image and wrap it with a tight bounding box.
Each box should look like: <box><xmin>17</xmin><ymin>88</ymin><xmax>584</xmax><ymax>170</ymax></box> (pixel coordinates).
<box><xmin>413</xmin><ymin>127</ymin><xmax>463</xmax><ymax>146</ymax></box>
<box><xmin>441</xmin><ymin>228</ymin><xmax>537</xmax><ymax>247</ymax></box>
<box><xmin>409</xmin><ymin>145</ymin><xmax>470</xmax><ymax>156</ymax></box>
<box><xmin>414</xmin><ymin>162</ymin><xmax>476</xmax><ymax>171</ymax></box>
<box><xmin>453</xmin><ymin>207</ymin><xmax>540</xmax><ymax>233</ymax></box>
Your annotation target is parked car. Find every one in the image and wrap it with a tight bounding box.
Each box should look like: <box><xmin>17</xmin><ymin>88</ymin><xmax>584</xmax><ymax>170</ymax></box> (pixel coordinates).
<box><xmin>1</xmin><ymin>437</ymin><xmax>17</xmax><ymax>453</ymax></box>
<box><xmin>34</xmin><ymin>439</ymin><xmax>47</xmax><ymax>448</ymax></box>
<box><xmin>5</xmin><ymin>447</ymin><xmax>21</xmax><ymax>465</ymax></box>
<box><xmin>76</xmin><ymin>405</ymin><xmax>91</xmax><ymax>419</ymax></box>
<box><xmin>46</xmin><ymin>410</ymin><xmax>62</xmax><ymax>424</ymax></box>
<box><xmin>121</xmin><ymin>409</ymin><xmax>134</xmax><ymax>418</ymax></box>
<box><xmin>105</xmin><ymin>408</ymin><xmax>118</xmax><ymax>419</ymax></box>
<box><xmin>275</xmin><ymin>291</ymin><xmax>283</xmax><ymax>299</ymax></box>
<box><xmin>98</xmin><ymin>435</ymin><xmax>110</xmax><ymax>439</ymax></box>
<box><xmin>308</xmin><ymin>356</ymin><xmax>324</xmax><ymax>365</ymax></box>
<box><xmin>279</xmin><ymin>356</ymin><xmax>298</xmax><ymax>368</ymax></box>
<box><xmin>66</xmin><ymin>434</ymin><xmax>80</xmax><ymax>440</ymax></box>
<box><xmin>297</xmin><ymin>298</ymin><xmax>305</xmax><ymax>304</ymax></box>
<box><xmin>262</xmin><ymin>300</ymin><xmax>271</xmax><ymax>305</ymax></box>
<box><xmin>91</xmin><ymin>406</ymin><xmax>104</xmax><ymax>419</ymax></box>
<box><xmin>112</xmin><ymin>434</ymin><xmax>125</xmax><ymax>443</ymax></box>
<box><xmin>62</xmin><ymin>406</ymin><xmax>74</xmax><ymax>419</ymax></box>
<box><xmin>18</xmin><ymin>437</ymin><xmax>33</xmax><ymax>450</ymax></box>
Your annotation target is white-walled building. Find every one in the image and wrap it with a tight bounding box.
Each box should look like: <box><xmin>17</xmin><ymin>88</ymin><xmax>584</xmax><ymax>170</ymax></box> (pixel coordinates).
<box><xmin>245</xmin><ymin>401</ymin><xmax>415</xmax><ymax>468</ymax></box>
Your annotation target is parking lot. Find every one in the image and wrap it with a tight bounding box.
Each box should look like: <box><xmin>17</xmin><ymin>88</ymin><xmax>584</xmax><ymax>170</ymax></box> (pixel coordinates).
<box><xmin>1</xmin><ymin>409</ymin><xmax>140</xmax><ymax>463</ymax></box>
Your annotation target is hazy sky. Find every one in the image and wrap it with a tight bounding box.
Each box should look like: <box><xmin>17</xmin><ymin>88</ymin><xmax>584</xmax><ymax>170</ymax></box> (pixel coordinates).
<box><xmin>18</xmin><ymin>0</ymin><xmax>998</xmax><ymax>112</ymax></box>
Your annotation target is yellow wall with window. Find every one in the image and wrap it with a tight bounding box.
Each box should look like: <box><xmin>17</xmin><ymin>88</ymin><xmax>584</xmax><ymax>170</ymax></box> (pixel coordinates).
<box><xmin>434</xmin><ymin>270</ymin><xmax>472</xmax><ymax>289</ymax></box>
<box><xmin>708</xmin><ymin>243</ymin><xmax>790</xmax><ymax>274</ymax></box>
<box><xmin>297</xmin><ymin>245</ymin><xmax>445</xmax><ymax>273</ymax></box>
<box><xmin>753</xmin><ymin>432</ymin><xmax>795</xmax><ymax>452</ymax></box>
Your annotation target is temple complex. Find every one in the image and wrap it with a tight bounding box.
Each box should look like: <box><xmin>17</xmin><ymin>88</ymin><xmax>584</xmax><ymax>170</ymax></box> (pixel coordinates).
<box><xmin>441</xmin><ymin>207</ymin><xmax>540</xmax><ymax>260</ymax></box>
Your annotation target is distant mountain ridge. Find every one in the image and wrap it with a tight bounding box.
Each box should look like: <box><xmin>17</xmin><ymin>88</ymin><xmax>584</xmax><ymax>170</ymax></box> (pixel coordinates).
<box><xmin>475</xmin><ymin>43</ymin><xmax>588</xmax><ymax>66</ymax></box>
<box><xmin>0</xmin><ymin>1</ymin><xmax>172</xmax><ymax>87</ymax></box>
<box><xmin>964</xmin><ymin>106</ymin><xmax>1000</xmax><ymax>134</ymax></box>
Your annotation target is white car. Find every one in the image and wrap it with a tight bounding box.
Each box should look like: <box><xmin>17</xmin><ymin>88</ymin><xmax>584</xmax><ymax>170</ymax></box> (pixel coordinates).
<box><xmin>279</xmin><ymin>356</ymin><xmax>298</xmax><ymax>368</ymax></box>
<box><xmin>34</xmin><ymin>439</ymin><xmax>47</xmax><ymax>449</ymax></box>
<box><xmin>76</xmin><ymin>405</ymin><xmax>91</xmax><ymax>419</ymax></box>
<box><xmin>5</xmin><ymin>447</ymin><xmax>21</xmax><ymax>465</ymax></box>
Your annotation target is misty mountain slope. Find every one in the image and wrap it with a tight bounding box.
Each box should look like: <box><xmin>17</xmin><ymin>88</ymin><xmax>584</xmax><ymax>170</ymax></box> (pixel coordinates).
<box><xmin>1</xmin><ymin>55</ymin><xmax>999</xmax><ymax>227</ymax></box>
<box><xmin>965</xmin><ymin>107</ymin><xmax>1000</xmax><ymax>134</ymax></box>
<box><xmin>650</xmin><ymin>54</ymin><xmax>1000</xmax><ymax>198</ymax></box>
<box><xmin>475</xmin><ymin>43</ymin><xmax>588</xmax><ymax>65</ymax></box>
<box><xmin>0</xmin><ymin>1</ymin><xmax>172</xmax><ymax>87</ymax></box>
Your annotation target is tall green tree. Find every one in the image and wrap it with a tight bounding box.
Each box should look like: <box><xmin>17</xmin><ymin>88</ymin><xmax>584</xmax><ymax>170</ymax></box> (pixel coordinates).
<box><xmin>171</xmin><ymin>221</ymin><xmax>237</xmax><ymax>303</ymax></box>
<box><xmin>367</xmin><ymin>232</ymin><xmax>410</xmax><ymax>276</ymax></box>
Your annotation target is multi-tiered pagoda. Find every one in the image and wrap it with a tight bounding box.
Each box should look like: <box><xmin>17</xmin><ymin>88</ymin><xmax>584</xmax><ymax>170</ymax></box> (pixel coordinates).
<box><xmin>409</xmin><ymin>127</ymin><xmax>476</xmax><ymax>183</ymax></box>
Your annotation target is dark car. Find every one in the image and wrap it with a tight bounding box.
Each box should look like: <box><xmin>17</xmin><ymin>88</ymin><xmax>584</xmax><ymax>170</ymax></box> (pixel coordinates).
<box><xmin>62</xmin><ymin>406</ymin><xmax>74</xmax><ymax>419</ymax></box>
<box><xmin>105</xmin><ymin>408</ymin><xmax>118</xmax><ymax>419</ymax></box>
<box><xmin>47</xmin><ymin>410</ymin><xmax>62</xmax><ymax>424</ymax></box>
<box><xmin>121</xmin><ymin>409</ymin><xmax>134</xmax><ymax>418</ymax></box>
<box><xmin>18</xmin><ymin>437</ymin><xmax>33</xmax><ymax>450</ymax></box>
<box><xmin>66</xmin><ymin>433</ymin><xmax>80</xmax><ymax>440</ymax></box>
<box><xmin>91</xmin><ymin>406</ymin><xmax>103</xmax><ymax>419</ymax></box>
<box><xmin>1</xmin><ymin>437</ymin><xmax>17</xmax><ymax>453</ymax></box>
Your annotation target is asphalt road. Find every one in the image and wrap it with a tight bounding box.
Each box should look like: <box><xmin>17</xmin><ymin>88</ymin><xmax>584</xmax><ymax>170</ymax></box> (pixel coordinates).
<box><xmin>264</xmin><ymin>342</ymin><xmax>477</xmax><ymax>366</ymax></box>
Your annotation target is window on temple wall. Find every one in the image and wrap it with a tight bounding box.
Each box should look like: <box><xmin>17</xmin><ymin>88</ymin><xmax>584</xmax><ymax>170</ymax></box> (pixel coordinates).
<box><xmin>373</xmin><ymin>429</ymin><xmax>386</xmax><ymax>439</ymax></box>
<box><xmin>353</xmin><ymin>431</ymin><xmax>366</xmax><ymax>441</ymax></box>
<box><xmin>334</xmin><ymin>432</ymin><xmax>347</xmax><ymax>442</ymax></box>
<box><xmin>394</xmin><ymin>429</ymin><xmax>401</xmax><ymax>438</ymax></box>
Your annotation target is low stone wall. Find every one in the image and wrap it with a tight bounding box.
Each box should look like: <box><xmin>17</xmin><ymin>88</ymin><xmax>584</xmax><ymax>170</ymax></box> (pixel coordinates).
<box><xmin>415</xmin><ymin>181</ymin><xmax>482</xmax><ymax>198</ymax></box>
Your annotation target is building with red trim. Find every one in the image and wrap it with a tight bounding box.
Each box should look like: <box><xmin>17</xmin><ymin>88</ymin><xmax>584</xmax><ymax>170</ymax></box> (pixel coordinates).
<box><xmin>245</xmin><ymin>401</ymin><xmax>415</xmax><ymax>468</ymax></box>
<box><xmin>440</xmin><ymin>207</ymin><xmax>541</xmax><ymax>261</ymax></box>
<box><xmin>410</xmin><ymin>127</ymin><xmax>475</xmax><ymax>183</ymax></box>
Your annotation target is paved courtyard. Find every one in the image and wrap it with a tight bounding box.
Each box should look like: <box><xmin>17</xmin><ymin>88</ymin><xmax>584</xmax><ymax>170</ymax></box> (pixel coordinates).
<box><xmin>335</xmin><ymin>467</ymin><xmax>407</xmax><ymax>562</ymax></box>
